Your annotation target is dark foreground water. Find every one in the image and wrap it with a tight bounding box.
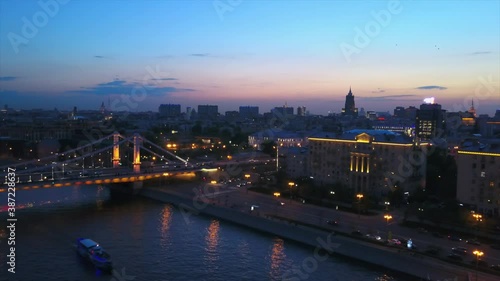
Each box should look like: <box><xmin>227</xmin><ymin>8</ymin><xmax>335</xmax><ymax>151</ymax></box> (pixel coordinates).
<box><xmin>0</xmin><ymin>185</ymin><xmax>406</xmax><ymax>281</ymax></box>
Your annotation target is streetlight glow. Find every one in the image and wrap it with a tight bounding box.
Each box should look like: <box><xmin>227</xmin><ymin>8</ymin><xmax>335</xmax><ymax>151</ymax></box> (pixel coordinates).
<box><xmin>473</xmin><ymin>249</ymin><xmax>484</xmax><ymax>281</ymax></box>
<box><xmin>384</xmin><ymin>214</ymin><xmax>392</xmax><ymax>224</ymax></box>
<box><xmin>356</xmin><ymin>193</ymin><xmax>363</xmax><ymax>218</ymax></box>
<box><xmin>472</xmin><ymin>213</ymin><xmax>483</xmax><ymax>222</ymax></box>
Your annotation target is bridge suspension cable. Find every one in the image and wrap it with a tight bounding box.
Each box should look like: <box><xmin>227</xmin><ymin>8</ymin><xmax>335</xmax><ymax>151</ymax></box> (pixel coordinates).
<box><xmin>141</xmin><ymin>138</ymin><xmax>188</xmax><ymax>163</ymax></box>
<box><xmin>0</xmin><ymin>133</ymin><xmax>124</xmax><ymax>170</ymax></box>
<box><xmin>18</xmin><ymin>136</ymin><xmax>133</xmax><ymax>175</ymax></box>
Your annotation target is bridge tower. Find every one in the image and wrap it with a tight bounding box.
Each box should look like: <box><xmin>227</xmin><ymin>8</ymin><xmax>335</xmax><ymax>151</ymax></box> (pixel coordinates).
<box><xmin>133</xmin><ymin>133</ymin><xmax>141</xmax><ymax>173</ymax></box>
<box><xmin>112</xmin><ymin>131</ymin><xmax>120</xmax><ymax>168</ymax></box>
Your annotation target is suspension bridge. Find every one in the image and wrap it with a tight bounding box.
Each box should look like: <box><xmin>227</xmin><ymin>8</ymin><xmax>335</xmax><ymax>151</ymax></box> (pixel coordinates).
<box><xmin>0</xmin><ymin>132</ymin><xmax>209</xmax><ymax>192</ymax></box>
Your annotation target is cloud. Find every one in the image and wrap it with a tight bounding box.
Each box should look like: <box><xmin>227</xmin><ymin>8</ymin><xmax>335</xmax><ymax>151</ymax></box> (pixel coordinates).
<box><xmin>151</xmin><ymin>78</ymin><xmax>177</xmax><ymax>81</ymax></box>
<box><xmin>415</xmin><ymin>86</ymin><xmax>447</xmax><ymax>90</ymax></box>
<box><xmin>190</xmin><ymin>53</ymin><xmax>212</xmax><ymax>57</ymax></box>
<box><xmin>358</xmin><ymin>94</ymin><xmax>420</xmax><ymax>101</ymax></box>
<box><xmin>67</xmin><ymin>79</ymin><xmax>195</xmax><ymax>97</ymax></box>
<box><xmin>97</xmin><ymin>80</ymin><xmax>127</xmax><ymax>86</ymax></box>
<box><xmin>94</xmin><ymin>55</ymin><xmax>111</xmax><ymax>59</ymax></box>
<box><xmin>371</xmin><ymin>88</ymin><xmax>385</xmax><ymax>93</ymax></box>
<box><xmin>0</xmin><ymin>76</ymin><xmax>17</xmax><ymax>81</ymax></box>
<box><xmin>468</xmin><ymin>51</ymin><xmax>491</xmax><ymax>55</ymax></box>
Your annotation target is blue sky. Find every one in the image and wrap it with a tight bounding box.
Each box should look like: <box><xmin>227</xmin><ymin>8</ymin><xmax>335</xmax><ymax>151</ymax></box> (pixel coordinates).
<box><xmin>0</xmin><ymin>0</ymin><xmax>499</xmax><ymax>115</ymax></box>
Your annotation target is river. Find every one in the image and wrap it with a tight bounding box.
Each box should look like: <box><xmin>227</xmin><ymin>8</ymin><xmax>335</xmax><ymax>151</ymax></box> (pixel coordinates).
<box><xmin>0</xmin><ymin>184</ymin><xmax>406</xmax><ymax>281</ymax></box>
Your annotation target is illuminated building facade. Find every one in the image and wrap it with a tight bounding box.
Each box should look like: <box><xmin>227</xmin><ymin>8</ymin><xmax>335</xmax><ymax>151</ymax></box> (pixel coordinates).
<box><xmin>308</xmin><ymin>130</ymin><xmax>426</xmax><ymax>198</ymax></box>
<box><xmin>456</xmin><ymin>139</ymin><xmax>500</xmax><ymax>217</ymax></box>
<box><xmin>248</xmin><ymin>129</ymin><xmax>306</xmax><ymax>150</ymax></box>
<box><xmin>415</xmin><ymin>101</ymin><xmax>446</xmax><ymax>140</ymax></box>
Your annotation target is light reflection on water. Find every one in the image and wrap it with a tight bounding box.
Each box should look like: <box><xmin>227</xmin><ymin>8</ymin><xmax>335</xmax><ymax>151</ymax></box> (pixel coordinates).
<box><xmin>205</xmin><ymin>219</ymin><xmax>220</xmax><ymax>267</ymax></box>
<box><xmin>159</xmin><ymin>205</ymin><xmax>173</xmax><ymax>249</ymax></box>
<box><xmin>269</xmin><ymin>238</ymin><xmax>286</xmax><ymax>280</ymax></box>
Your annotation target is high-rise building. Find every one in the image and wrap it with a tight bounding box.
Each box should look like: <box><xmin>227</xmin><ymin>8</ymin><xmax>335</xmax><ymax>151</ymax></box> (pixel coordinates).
<box><xmin>225</xmin><ymin>111</ymin><xmax>239</xmax><ymax>119</ymax></box>
<box><xmin>186</xmin><ymin>107</ymin><xmax>196</xmax><ymax>120</ymax></box>
<box><xmin>100</xmin><ymin>102</ymin><xmax>106</xmax><ymax>114</ymax></box>
<box><xmin>159</xmin><ymin>104</ymin><xmax>181</xmax><ymax>118</ymax></box>
<box><xmin>198</xmin><ymin>105</ymin><xmax>218</xmax><ymax>119</ymax></box>
<box><xmin>405</xmin><ymin>106</ymin><xmax>418</xmax><ymax>120</ymax></box>
<box><xmin>239</xmin><ymin>106</ymin><xmax>259</xmax><ymax>119</ymax></box>
<box><xmin>297</xmin><ymin>106</ymin><xmax>306</xmax><ymax>116</ymax></box>
<box><xmin>393</xmin><ymin>106</ymin><xmax>405</xmax><ymax>118</ymax></box>
<box><xmin>272</xmin><ymin>105</ymin><xmax>293</xmax><ymax>116</ymax></box>
<box><xmin>415</xmin><ymin>101</ymin><xmax>446</xmax><ymax>140</ymax></box>
<box><xmin>341</xmin><ymin>87</ymin><xmax>358</xmax><ymax>117</ymax></box>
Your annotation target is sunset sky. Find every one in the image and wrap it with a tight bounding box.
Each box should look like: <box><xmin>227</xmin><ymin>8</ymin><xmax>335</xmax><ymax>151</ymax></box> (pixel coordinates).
<box><xmin>1</xmin><ymin>0</ymin><xmax>499</xmax><ymax>115</ymax></box>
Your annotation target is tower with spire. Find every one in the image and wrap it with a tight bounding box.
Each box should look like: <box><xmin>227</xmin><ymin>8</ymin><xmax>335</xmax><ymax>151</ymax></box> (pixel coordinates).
<box><xmin>100</xmin><ymin>101</ymin><xmax>106</xmax><ymax>114</ymax></box>
<box><xmin>468</xmin><ymin>99</ymin><xmax>477</xmax><ymax>118</ymax></box>
<box><xmin>341</xmin><ymin>87</ymin><xmax>358</xmax><ymax>117</ymax></box>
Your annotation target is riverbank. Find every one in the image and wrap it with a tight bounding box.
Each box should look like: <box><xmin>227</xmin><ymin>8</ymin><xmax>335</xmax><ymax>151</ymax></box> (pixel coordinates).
<box><xmin>139</xmin><ymin>186</ymin><xmax>485</xmax><ymax>281</ymax></box>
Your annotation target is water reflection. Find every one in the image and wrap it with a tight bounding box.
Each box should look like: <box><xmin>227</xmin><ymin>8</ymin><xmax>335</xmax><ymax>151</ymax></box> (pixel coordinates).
<box><xmin>159</xmin><ymin>205</ymin><xmax>173</xmax><ymax>249</ymax></box>
<box><xmin>96</xmin><ymin>185</ymin><xmax>104</xmax><ymax>209</ymax></box>
<box><xmin>72</xmin><ymin>185</ymin><xmax>81</xmax><ymax>201</ymax></box>
<box><xmin>269</xmin><ymin>238</ymin><xmax>286</xmax><ymax>280</ymax></box>
<box><xmin>204</xmin><ymin>220</ymin><xmax>220</xmax><ymax>264</ymax></box>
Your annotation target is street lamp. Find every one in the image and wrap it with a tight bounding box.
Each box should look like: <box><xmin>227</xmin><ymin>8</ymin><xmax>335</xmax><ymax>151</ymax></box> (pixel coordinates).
<box><xmin>472</xmin><ymin>213</ymin><xmax>483</xmax><ymax>222</ymax></box>
<box><xmin>385</xmin><ymin>201</ymin><xmax>390</xmax><ymax>211</ymax></box>
<box><xmin>472</xmin><ymin>213</ymin><xmax>483</xmax><ymax>240</ymax></box>
<box><xmin>356</xmin><ymin>194</ymin><xmax>364</xmax><ymax>218</ymax></box>
<box><xmin>384</xmin><ymin>214</ymin><xmax>392</xmax><ymax>225</ymax></box>
<box><xmin>288</xmin><ymin>182</ymin><xmax>295</xmax><ymax>199</ymax></box>
<box><xmin>473</xmin><ymin>250</ymin><xmax>484</xmax><ymax>281</ymax></box>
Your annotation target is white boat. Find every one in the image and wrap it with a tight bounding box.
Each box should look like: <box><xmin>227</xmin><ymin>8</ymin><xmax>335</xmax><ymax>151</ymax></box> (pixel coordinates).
<box><xmin>75</xmin><ymin>238</ymin><xmax>113</xmax><ymax>271</ymax></box>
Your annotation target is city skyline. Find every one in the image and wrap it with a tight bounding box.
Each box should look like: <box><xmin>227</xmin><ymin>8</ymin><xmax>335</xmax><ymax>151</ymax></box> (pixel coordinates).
<box><xmin>0</xmin><ymin>0</ymin><xmax>499</xmax><ymax>115</ymax></box>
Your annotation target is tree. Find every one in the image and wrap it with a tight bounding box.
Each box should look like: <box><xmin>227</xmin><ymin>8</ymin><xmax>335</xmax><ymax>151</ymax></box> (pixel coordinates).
<box><xmin>261</xmin><ymin>141</ymin><xmax>276</xmax><ymax>157</ymax></box>
<box><xmin>191</xmin><ymin>121</ymin><xmax>202</xmax><ymax>135</ymax></box>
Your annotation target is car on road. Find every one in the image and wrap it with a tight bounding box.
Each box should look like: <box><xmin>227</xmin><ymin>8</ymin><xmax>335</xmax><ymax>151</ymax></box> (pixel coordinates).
<box><xmin>326</xmin><ymin>220</ymin><xmax>339</xmax><ymax>226</ymax></box>
<box><xmin>451</xmin><ymin>247</ymin><xmax>468</xmax><ymax>256</ymax></box>
<box><xmin>365</xmin><ymin>234</ymin><xmax>382</xmax><ymax>241</ymax></box>
<box><xmin>351</xmin><ymin>230</ymin><xmax>362</xmax><ymax>236</ymax></box>
<box><xmin>250</xmin><ymin>205</ymin><xmax>259</xmax><ymax>211</ymax></box>
<box><xmin>388</xmin><ymin>239</ymin><xmax>402</xmax><ymax>246</ymax></box>
<box><xmin>466</xmin><ymin>239</ymin><xmax>480</xmax><ymax>245</ymax></box>
<box><xmin>447</xmin><ymin>235</ymin><xmax>462</xmax><ymax>242</ymax></box>
<box><xmin>490</xmin><ymin>264</ymin><xmax>500</xmax><ymax>271</ymax></box>
<box><xmin>447</xmin><ymin>253</ymin><xmax>463</xmax><ymax>261</ymax></box>
<box><xmin>417</xmin><ymin>227</ymin><xmax>428</xmax><ymax>234</ymax></box>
